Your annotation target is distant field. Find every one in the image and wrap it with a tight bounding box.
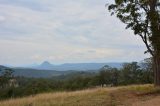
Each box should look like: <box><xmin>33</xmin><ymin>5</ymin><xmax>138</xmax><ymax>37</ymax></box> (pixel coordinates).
<box><xmin>0</xmin><ymin>84</ymin><xmax>160</xmax><ymax>106</ymax></box>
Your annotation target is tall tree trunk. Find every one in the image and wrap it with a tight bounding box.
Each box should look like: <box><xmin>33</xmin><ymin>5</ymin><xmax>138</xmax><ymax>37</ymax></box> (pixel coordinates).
<box><xmin>153</xmin><ymin>29</ymin><xmax>160</xmax><ymax>86</ymax></box>
<box><xmin>153</xmin><ymin>55</ymin><xmax>160</xmax><ymax>86</ymax></box>
<box><xmin>149</xmin><ymin>0</ymin><xmax>160</xmax><ymax>86</ymax></box>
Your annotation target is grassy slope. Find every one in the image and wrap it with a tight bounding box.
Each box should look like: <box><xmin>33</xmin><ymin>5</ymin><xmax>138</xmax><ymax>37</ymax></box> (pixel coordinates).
<box><xmin>0</xmin><ymin>84</ymin><xmax>160</xmax><ymax>106</ymax></box>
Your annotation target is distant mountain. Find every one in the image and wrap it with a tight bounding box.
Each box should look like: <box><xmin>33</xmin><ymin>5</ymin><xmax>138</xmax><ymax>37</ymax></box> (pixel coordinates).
<box><xmin>37</xmin><ymin>61</ymin><xmax>54</xmax><ymax>70</ymax></box>
<box><xmin>32</xmin><ymin>62</ymin><xmax>123</xmax><ymax>71</ymax></box>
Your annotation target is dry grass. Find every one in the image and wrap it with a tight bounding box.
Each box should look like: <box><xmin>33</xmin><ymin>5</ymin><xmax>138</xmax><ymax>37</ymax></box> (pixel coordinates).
<box><xmin>0</xmin><ymin>88</ymin><xmax>112</xmax><ymax>106</ymax></box>
<box><xmin>0</xmin><ymin>84</ymin><xmax>160</xmax><ymax>106</ymax></box>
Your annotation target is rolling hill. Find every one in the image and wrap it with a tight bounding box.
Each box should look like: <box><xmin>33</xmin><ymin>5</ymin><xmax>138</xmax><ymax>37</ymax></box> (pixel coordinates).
<box><xmin>0</xmin><ymin>65</ymin><xmax>75</xmax><ymax>78</ymax></box>
<box><xmin>12</xmin><ymin>68</ymin><xmax>74</xmax><ymax>78</ymax></box>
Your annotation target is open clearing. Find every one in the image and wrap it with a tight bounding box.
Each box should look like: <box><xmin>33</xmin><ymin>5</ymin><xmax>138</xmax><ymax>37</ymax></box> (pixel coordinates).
<box><xmin>0</xmin><ymin>84</ymin><xmax>160</xmax><ymax>106</ymax></box>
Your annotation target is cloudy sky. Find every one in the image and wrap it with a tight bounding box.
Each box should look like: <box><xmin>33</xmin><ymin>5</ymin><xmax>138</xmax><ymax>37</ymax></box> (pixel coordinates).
<box><xmin>0</xmin><ymin>0</ymin><xmax>150</xmax><ymax>66</ymax></box>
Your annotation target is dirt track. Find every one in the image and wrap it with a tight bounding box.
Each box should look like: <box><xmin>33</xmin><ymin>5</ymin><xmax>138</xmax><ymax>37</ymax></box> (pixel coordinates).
<box><xmin>132</xmin><ymin>96</ymin><xmax>160</xmax><ymax>106</ymax></box>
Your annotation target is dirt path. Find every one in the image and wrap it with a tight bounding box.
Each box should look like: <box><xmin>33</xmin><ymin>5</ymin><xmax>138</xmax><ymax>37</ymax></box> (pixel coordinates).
<box><xmin>132</xmin><ymin>96</ymin><xmax>160</xmax><ymax>106</ymax></box>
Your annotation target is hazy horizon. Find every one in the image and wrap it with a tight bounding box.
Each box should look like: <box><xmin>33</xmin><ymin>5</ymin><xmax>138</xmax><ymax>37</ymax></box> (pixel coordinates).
<box><xmin>0</xmin><ymin>0</ymin><xmax>150</xmax><ymax>66</ymax></box>
<box><xmin>4</xmin><ymin>60</ymin><xmax>144</xmax><ymax>67</ymax></box>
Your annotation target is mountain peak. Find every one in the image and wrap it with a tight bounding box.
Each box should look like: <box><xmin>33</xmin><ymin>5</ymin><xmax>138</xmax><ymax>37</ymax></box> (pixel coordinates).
<box><xmin>37</xmin><ymin>61</ymin><xmax>54</xmax><ymax>70</ymax></box>
<box><xmin>41</xmin><ymin>61</ymin><xmax>51</xmax><ymax>65</ymax></box>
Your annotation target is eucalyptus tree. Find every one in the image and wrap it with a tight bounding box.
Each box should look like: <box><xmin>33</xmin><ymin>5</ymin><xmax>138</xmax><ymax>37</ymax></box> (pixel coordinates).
<box><xmin>108</xmin><ymin>0</ymin><xmax>160</xmax><ymax>86</ymax></box>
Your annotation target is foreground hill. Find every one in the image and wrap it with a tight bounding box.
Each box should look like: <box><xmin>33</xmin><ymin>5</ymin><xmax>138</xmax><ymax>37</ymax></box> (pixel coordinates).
<box><xmin>0</xmin><ymin>84</ymin><xmax>160</xmax><ymax>106</ymax></box>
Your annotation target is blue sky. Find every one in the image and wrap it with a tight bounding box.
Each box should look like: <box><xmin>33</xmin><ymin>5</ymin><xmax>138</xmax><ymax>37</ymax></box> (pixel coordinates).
<box><xmin>0</xmin><ymin>0</ymin><xmax>149</xmax><ymax>66</ymax></box>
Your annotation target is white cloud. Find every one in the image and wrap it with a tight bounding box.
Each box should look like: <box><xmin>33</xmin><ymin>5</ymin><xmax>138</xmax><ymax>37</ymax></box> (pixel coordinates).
<box><xmin>0</xmin><ymin>0</ymin><xmax>150</xmax><ymax>65</ymax></box>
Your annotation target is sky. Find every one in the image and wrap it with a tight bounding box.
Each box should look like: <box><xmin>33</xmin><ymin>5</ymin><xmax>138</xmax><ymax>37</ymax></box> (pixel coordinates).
<box><xmin>0</xmin><ymin>0</ymin><xmax>150</xmax><ymax>66</ymax></box>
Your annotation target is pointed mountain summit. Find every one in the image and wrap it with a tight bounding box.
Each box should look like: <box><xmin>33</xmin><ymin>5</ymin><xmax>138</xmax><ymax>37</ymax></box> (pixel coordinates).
<box><xmin>38</xmin><ymin>61</ymin><xmax>54</xmax><ymax>70</ymax></box>
<box><xmin>41</xmin><ymin>61</ymin><xmax>52</xmax><ymax>66</ymax></box>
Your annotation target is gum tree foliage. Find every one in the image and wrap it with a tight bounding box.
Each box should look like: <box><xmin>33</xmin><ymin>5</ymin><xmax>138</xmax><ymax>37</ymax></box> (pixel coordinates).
<box><xmin>107</xmin><ymin>0</ymin><xmax>160</xmax><ymax>86</ymax></box>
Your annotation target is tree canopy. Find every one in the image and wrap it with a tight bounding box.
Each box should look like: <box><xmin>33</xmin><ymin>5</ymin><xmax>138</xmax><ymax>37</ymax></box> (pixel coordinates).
<box><xmin>107</xmin><ymin>0</ymin><xmax>160</xmax><ymax>86</ymax></box>
<box><xmin>108</xmin><ymin>0</ymin><xmax>160</xmax><ymax>56</ymax></box>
